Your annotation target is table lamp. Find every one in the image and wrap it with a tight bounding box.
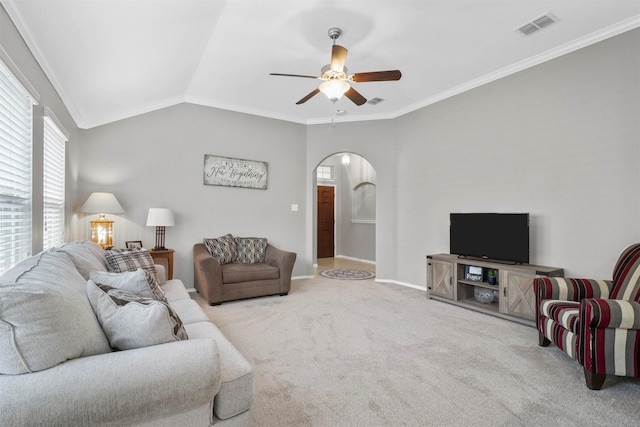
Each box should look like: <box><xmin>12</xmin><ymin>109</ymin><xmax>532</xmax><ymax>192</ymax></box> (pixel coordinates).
<box><xmin>79</xmin><ymin>192</ymin><xmax>125</xmax><ymax>247</ymax></box>
<box><xmin>146</xmin><ymin>208</ymin><xmax>174</xmax><ymax>250</ymax></box>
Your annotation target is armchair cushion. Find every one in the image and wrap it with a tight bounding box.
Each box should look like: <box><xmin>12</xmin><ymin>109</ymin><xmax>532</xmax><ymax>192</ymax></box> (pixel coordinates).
<box><xmin>610</xmin><ymin>244</ymin><xmax>640</xmax><ymax>301</ymax></box>
<box><xmin>203</xmin><ymin>234</ymin><xmax>237</xmax><ymax>264</ymax></box>
<box><xmin>222</xmin><ymin>262</ymin><xmax>279</xmax><ymax>284</ymax></box>
<box><xmin>234</xmin><ymin>237</ymin><xmax>267</xmax><ymax>264</ymax></box>
<box><xmin>541</xmin><ymin>300</ymin><xmax>580</xmax><ymax>332</ymax></box>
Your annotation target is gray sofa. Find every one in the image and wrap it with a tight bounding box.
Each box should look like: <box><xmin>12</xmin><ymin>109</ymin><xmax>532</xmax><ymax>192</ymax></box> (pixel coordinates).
<box><xmin>194</xmin><ymin>241</ymin><xmax>296</xmax><ymax>306</ymax></box>
<box><xmin>0</xmin><ymin>240</ymin><xmax>253</xmax><ymax>426</ymax></box>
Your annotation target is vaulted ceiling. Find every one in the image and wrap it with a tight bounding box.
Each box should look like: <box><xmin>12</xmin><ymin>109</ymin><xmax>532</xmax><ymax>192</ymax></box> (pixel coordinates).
<box><xmin>3</xmin><ymin>0</ymin><xmax>639</xmax><ymax>129</ymax></box>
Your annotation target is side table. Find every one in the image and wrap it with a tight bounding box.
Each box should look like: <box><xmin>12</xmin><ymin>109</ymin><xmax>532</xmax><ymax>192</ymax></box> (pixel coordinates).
<box><xmin>148</xmin><ymin>248</ymin><xmax>174</xmax><ymax>280</ymax></box>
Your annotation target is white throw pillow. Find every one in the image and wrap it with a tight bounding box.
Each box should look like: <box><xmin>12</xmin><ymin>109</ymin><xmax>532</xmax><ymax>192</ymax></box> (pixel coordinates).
<box><xmin>86</xmin><ymin>280</ymin><xmax>188</xmax><ymax>351</ymax></box>
<box><xmin>89</xmin><ymin>269</ymin><xmax>165</xmax><ymax>301</ymax></box>
<box><xmin>0</xmin><ymin>281</ymin><xmax>112</xmax><ymax>374</ymax></box>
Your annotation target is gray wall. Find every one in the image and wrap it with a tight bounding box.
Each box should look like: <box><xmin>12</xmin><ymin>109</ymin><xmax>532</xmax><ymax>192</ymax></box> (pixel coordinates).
<box><xmin>7</xmin><ymin>0</ymin><xmax>636</xmax><ymax>292</ymax></box>
<box><xmin>75</xmin><ymin>104</ymin><xmax>308</xmax><ymax>287</ymax></box>
<box><xmin>308</xmin><ymin>28</ymin><xmax>640</xmax><ymax>286</ymax></box>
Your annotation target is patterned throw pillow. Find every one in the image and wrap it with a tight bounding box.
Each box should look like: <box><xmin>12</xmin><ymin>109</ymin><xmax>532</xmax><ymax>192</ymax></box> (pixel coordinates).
<box><xmin>104</xmin><ymin>248</ymin><xmax>166</xmax><ymax>302</ymax></box>
<box><xmin>86</xmin><ymin>281</ymin><xmax>188</xmax><ymax>351</ymax></box>
<box><xmin>234</xmin><ymin>237</ymin><xmax>268</xmax><ymax>264</ymax></box>
<box><xmin>203</xmin><ymin>234</ymin><xmax>237</xmax><ymax>264</ymax></box>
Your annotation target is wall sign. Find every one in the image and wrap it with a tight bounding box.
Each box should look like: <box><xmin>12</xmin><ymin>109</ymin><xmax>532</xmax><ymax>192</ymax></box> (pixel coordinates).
<box><xmin>203</xmin><ymin>155</ymin><xmax>268</xmax><ymax>190</ymax></box>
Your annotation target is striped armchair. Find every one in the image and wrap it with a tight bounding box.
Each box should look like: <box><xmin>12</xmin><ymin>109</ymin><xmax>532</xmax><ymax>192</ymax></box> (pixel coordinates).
<box><xmin>534</xmin><ymin>243</ymin><xmax>640</xmax><ymax>390</ymax></box>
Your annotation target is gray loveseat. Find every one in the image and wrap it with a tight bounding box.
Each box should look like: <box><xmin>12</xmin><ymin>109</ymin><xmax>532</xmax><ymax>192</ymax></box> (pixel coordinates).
<box><xmin>194</xmin><ymin>236</ymin><xmax>296</xmax><ymax>306</ymax></box>
<box><xmin>0</xmin><ymin>240</ymin><xmax>253</xmax><ymax>426</ymax></box>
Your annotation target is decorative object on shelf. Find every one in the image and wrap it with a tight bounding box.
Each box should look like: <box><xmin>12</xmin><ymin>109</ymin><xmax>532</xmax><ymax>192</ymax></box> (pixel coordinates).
<box><xmin>465</xmin><ymin>265</ymin><xmax>483</xmax><ymax>282</ymax></box>
<box><xmin>125</xmin><ymin>240</ymin><xmax>143</xmax><ymax>249</ymax></box>
<box><xmin>79</xmin><ymin>192</ymin><xmax>125</xmax><ymax>247</ymax></box>
<box><xmin>474</xmin><ymin>287</ymin><xmax>495</xmax><ymax>304</ymax></box>
<box><xmin>146</xmin><ymin>208</ymin><xmax>174</xmax><ymax>250</ymax></box>
<box><xmin>203</xmin><ymin>155</ymin><xmax>268</xmax><ymax>190</ymax></box>
<box><xmin>487</xmin><ymin>269</ymin><xmax>498</xmax><ymax>285</ymax></box>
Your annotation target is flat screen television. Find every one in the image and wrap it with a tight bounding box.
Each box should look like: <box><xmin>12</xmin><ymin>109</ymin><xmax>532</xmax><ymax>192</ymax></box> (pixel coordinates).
<box><xmin>450</xmin><ymin>213</ymin><xmax>529</xmax><ymax>264</ymax></box>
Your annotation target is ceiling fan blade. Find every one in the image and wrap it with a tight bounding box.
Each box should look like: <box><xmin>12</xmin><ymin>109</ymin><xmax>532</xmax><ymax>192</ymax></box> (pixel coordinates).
<box><xmin>270</xmin><ymin>73</ymin><xmax>320</xmax><ymax>79</ymax></box>
<box><xmin>330</xmin><ymin>45</ymin><xmax>348</xmax><ymax>72</ymax></box>
<box><xmin>344</xmin><ymin>86</ymin><xmax>367</xmax><ymax>106</ymax></box>
<box><xmin>296</xmin><ymin>88</ymin><xmax>321</xmax><ymax>105</ymax></box>
<box><xmin>351</xmin><ymin>70</ymin><xmax>402</xmax><ymax>83</ymax></box>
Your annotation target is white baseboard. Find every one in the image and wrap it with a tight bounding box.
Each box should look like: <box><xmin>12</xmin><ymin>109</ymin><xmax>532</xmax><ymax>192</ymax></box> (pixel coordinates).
<box><xmin>375</xmin><ymin>279</ymin><xmax>426</xmax><ymax>291</ymax></box>
<box><xmin>335</xmin><ymin>255</ymin><xmax>376</xmax><ymax>265</ymax></box>
<box><xmin>292</xmin><ymin>275</ymin><xmax>314</xmax><ymax>280</ymax></box>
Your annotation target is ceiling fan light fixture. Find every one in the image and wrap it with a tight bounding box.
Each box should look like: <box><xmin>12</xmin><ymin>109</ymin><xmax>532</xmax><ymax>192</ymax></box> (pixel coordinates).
<box><xmin>319</xmin><ymin>79</ymin><xmax>350</xmax><ymax>102</ymax></box>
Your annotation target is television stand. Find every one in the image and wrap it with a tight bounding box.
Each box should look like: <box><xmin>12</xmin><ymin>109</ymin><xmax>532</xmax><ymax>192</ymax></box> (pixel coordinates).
<box><xmin>427</xmin><ymin>254</ymin><xmax>563</xmax><ymax>326</ymax></box>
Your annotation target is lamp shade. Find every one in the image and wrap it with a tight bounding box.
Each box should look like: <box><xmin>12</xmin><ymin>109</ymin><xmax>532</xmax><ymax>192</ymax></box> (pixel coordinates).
<box><xmin>79</xmin><ymin>192</ymin><xmax>125</xmax><ymax>214</ymax></box>
<box><xmin>146</xmin><ymin>208</ymin><xmax>175</xmax><ymax>227</ymax></box>
<box><xmin>319</xmin><ymin>79</ymin><xmax>350</xmax><ymax>102</ymax></box>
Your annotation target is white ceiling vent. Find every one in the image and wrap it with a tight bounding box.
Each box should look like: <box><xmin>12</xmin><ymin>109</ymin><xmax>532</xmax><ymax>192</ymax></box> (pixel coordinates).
<box><xmin>516</xmin><ymin>13</ymin><xmax>558</xmax><ymax>36</ymax></box>
<box><xmin>367</xmin><ymin>97</ymin><xmax>384</xmax><ymax>105</ymax></box>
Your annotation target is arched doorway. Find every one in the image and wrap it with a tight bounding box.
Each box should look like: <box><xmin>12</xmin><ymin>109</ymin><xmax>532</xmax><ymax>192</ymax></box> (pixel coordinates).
<box><xmin>313</xmin><ymin>152</ymin><xmax>376</xmax><ymax>265</ymax></box>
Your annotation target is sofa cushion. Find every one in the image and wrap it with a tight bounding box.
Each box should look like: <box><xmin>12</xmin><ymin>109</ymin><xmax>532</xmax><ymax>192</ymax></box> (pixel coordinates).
<box><xmin>203</xmin><ymin>234</ymin><xmax>237</xmax><ymax>264</ymax></box>
<box><xmin>87</xmin><ymin>281</ymin><xmax>188</xmax><ymax>350</ymax></box>
<box><xmin>104</xmin><ymin>248</ymin><xmax>165</xmax><ymax>301</ymax></box>
<box><xmin>185</xmin><ymin>321</ymin><xmax>254</xmax><ymax>420</ymax></box>
<box><xmin>55</xmin><ymin>240</ymin><xmax>108</xmax><ymax>279</ymax></box>
<box><xmin>221</xmin><ymin>263</ymin><xmax>279</xmax><ymax>284</ymax></box>
<box><xmin>162</xmin><ymin>279</ymin><xmax>192</xmax><ymax>302</ymax></box>
<box><xmin>0</xmin><ymin>279</ymin><xmax>114</xmax><ymax>374</ymax></box>
<box><xmin>541</xmin><ymin>300</ymin><xmax>580</xmax><ymax>333</ymax></box>
<box><xmin>170</xmin><ymin>299</ymin><xmax>211</xmax><ymax>325</ymax></box>
<box><xmin>90</xmin><ymin>269</ymin><xmax>166</xmax><ymax>302</ymax></box>
<box><xmin>234</xmin><ymin>237</ymin><xmax>267</xmax><ymax>264</ymax></box>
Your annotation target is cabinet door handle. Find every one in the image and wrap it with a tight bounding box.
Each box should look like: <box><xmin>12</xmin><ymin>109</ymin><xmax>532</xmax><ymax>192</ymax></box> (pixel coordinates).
<box><xmin>504</xmin><ymin>287</ymin><xmax>507</xmax><ymax>297</ymax></box>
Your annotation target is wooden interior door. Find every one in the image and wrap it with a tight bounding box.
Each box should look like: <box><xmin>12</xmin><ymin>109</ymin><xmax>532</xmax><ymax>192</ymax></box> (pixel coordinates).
<box><xmin>317</xmin><ymin>186</ymin><xmax>335</xmax><ymax>258</ymax></box>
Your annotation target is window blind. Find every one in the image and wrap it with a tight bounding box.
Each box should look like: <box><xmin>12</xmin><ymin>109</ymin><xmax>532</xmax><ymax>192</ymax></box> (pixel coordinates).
<box><xmin>42</xmin><ymin>116</ymin><xmax>66</xmax><ymax>250</ymax></box>
<box><xmin>0</xmin><ymin>60</ymin><xmax>33</xmax><ymax>274</ymax></box>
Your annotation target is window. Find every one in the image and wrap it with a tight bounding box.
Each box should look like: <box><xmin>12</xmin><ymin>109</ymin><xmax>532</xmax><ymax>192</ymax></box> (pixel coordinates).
<box><xmin>317</xmin><ymin>165</ymin><xmax>334</xmax><ymax>181</ymax></box>
<box><xmin>42</xmin><ymin>114</ymin><xmax>66</xmax><ymax>250</ymax></box>
<box><xmin>0</xmin><ymin>60</ymin><xmax>33</xmax><ymax>274</ymax></box>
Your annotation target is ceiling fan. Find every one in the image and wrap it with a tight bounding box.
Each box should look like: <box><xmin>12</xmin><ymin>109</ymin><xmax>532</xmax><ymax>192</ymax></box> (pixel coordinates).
<box><xmin>270</xmin><ymin>27</ymin><xmax>402</xmax><ymax>106</ymax></box>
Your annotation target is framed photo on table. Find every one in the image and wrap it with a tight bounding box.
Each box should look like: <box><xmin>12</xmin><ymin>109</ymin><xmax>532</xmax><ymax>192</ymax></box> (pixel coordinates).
<box><xmin>125</xmin><ymin>240</ymin><xmax>143</xmax><ymax>249</ymax></box>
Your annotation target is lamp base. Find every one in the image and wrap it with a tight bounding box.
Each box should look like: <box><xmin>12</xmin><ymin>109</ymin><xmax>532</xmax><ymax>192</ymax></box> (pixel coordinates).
<box><xmin>154</xmin><ymin>226</ymin><xmax>166</xmax><ymax>251</ymax></box>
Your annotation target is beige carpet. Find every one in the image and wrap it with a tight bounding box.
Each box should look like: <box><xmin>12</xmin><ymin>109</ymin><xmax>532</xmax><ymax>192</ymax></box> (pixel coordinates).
<box><xmin>193</xmin><ymin>275</ymin><xmax>640</xmax><ymax>426</ymax></box>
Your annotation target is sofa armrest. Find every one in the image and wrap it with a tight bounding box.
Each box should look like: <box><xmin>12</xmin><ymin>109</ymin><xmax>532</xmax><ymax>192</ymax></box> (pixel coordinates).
<box><xmin>534</xmin><ymin>277</ymin><xmax>612</xmax><ymax>303</ymax></box>
<box><xmin>582</xmin><ymin>298</ymin><xmax>640</xmax><ymax>329</ymax></box>
<box><xmin>265</xmin><ymin>244</ymin><xmax>296</xmax><ymax>293</ymax></box>
<box><xmin>0</xmin><ymin>339</ymin><xmax>221</xmax><ymax>426</ymax></box>
<box><xmin>154</xmin><ymin>263</ymin><xmax>167</xmax><ymax>285</ymax></box>
<box><xmin>194</xmin><ymin>243</ymin><xmax>223</xmax><ymax>304</ymax></box>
